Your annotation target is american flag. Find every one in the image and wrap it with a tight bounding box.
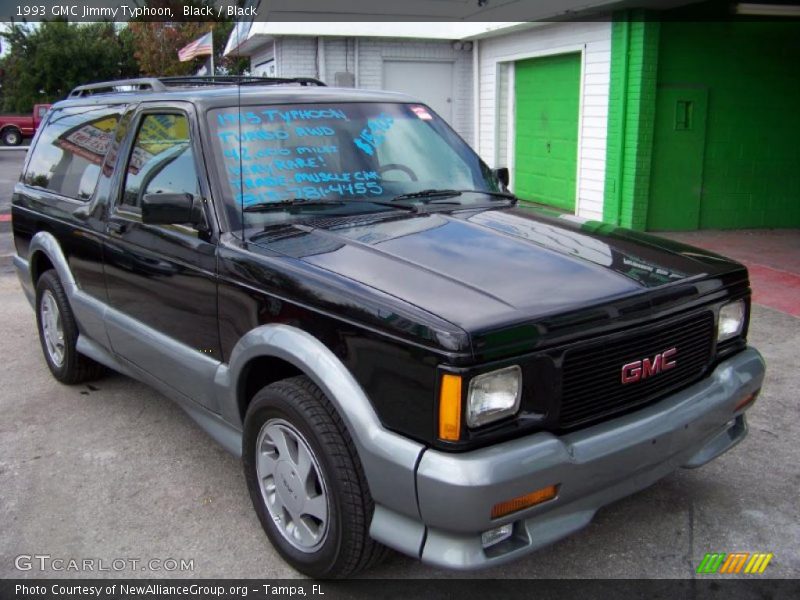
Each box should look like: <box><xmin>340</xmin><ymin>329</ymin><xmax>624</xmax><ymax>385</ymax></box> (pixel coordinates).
<box><xmin>178</xmin><ymin>31</ymin><xmax>213</xmax><ymax>62</ymax></box>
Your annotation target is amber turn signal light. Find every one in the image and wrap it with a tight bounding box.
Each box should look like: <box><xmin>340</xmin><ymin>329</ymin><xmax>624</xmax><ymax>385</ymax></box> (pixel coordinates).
<box><xmin>733</xmin><ymin>390</ymin><xmax>759</xmax><ymax>413</ymax></box>
<box><xmin>491</xmin><ymin>485</ymin><xmax>559</xmax><ymax>519</ymax></box>
<box><xmin>438</xmin><ymin>374</ymin><xmax>462</xmax><ymax>441</ymax></box>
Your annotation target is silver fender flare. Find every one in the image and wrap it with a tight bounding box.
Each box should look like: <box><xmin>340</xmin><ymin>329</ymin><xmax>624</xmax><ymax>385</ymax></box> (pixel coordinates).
<box><xmin>219</xmin><ymin>323</ymin><xmax>424</xmax><ymax>520</ymax></box>
<box><xmin>28</xmin><ymin>231</ymin><xmax>78</xmax><ymax>296</ymax></box>
<box><xmin>26</xmin><ymin>231</ymin><xmax>109</xmax><ymax>346</ymax></box>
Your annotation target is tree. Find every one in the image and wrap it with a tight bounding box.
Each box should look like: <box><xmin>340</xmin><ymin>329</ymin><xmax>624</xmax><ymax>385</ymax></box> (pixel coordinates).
<box><xmin>128</xmin><ymin>21</ymin><xmax>211</xmax><ymax>76</ymax></box>
<box><xmin>128</xmin><ymin>0</ymin><xmax>247</xmax><ymax>77</ymax></box>
<box><xmin>0</xmin><ymin>20</ymin><xmax>139</xmax><ymax>113</ymax></box>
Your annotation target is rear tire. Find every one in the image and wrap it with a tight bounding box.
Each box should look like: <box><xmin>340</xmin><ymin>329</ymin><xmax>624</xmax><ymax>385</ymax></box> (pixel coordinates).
<box><xmin>35</xmin><ymin>270</ymin><xmax>104</xmax><ymax>384</ymax></box>
<box><xmin>2</xmin><ymin>128</ymin><xmax>22</xmax><ymax>146</ymax></box>
<box><xmin>243</xmin><ymin>375</ymin><xmax>388</xmax><ymax>577</ymax></box>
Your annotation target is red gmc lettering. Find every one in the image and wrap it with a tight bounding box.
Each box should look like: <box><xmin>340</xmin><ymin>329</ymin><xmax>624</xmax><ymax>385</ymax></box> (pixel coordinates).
<box><xmin>662</xmin><ymin>347</ymin><xmax>677</xmax><ymax>370</ymax></box>
<box><xmin>641</xmin><ymin>354</ymin><xmax>662</xmax><ymax>378</ymax></box>
<box><xmin>621</xmin><ymin>361</ymin><xmax>642</xmax><ymax>384</ymax></box>
<box><xmin>621</xmin><ymin>348</ymin><xmax>677</xmax><ymax>384</ymax></box>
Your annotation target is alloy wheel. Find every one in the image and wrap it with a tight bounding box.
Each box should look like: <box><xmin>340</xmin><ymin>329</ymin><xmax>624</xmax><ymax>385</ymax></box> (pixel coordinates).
<box><xmin>255</xmin><ymin>418</ymin><xmax>330</xmax><ymax>552</ymax></box>
<box><xmin>40</xmin><ymin>289</ymin><xmax>65</xmax><ymax>367</ymax></box>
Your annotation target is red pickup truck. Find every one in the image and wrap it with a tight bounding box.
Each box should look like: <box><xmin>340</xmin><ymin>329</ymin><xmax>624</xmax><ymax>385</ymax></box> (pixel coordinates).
<box><xmin>0</xmin><ymin>104</ymin><xmax>51</xmax><ymax>146</ymax></box>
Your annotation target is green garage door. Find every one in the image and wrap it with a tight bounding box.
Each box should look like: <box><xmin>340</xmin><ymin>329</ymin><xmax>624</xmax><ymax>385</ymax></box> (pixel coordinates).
<box><xmin>514</xmin><ymin>53</ymin><xmax>581</xmax><ymax>211</ymax></box>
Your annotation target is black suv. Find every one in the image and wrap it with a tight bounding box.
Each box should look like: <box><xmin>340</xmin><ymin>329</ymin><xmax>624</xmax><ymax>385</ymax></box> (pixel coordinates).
<box><xmin>12</xmin><ymin>76</ymin><xmax>765</xmax><ymax>577</ymax></box>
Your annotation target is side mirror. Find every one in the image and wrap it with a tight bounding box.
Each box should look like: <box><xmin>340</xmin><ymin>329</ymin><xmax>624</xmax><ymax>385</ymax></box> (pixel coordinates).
<box><xmin>142</xmin><ymin>193</ymin><xmax>205</xmax><ymax>228</ymax></box>
<box><xmin>493</xmin><ymin>167</ymin><xmax>510</xmax><ymax>189</ymax></box>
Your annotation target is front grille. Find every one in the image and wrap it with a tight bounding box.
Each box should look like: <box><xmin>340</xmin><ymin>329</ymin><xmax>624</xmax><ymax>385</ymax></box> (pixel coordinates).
<box><xmin>559</xmin><ymin>311</ymin><xmax>715</xmax><ymax>429</ymax></box>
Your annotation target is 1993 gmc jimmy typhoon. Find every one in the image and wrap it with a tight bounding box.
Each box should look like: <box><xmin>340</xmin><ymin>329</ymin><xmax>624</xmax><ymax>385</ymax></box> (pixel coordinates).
<box><xmin>12</xmin><ymin>77</ymin><xmax>765</xmax><ymax>577</ymax></box>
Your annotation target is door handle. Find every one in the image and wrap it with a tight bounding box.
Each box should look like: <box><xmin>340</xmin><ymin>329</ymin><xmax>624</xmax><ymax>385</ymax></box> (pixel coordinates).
<box><xmin>107</xmin><ymin>221</ymin><xmax>129</xmax><ymax>234</ymax></box>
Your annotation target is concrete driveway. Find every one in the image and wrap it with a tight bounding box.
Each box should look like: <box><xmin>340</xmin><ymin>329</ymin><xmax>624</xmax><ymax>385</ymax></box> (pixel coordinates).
<box><xmin>0</xmin><ymin>149</ymin><xmax>798</xmax><ymax>579</ymax></box>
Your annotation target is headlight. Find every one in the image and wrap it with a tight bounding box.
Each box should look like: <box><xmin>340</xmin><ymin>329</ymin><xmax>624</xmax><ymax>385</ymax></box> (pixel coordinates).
<box><xmin>718</xmin><ymin>300</ymin><xmax>745</xmax><ymax>342</ymax></box>
<box><xmin>467</xmin><ymin>365</ymin><xmax>522</xmax><ymax>428</ymax></box>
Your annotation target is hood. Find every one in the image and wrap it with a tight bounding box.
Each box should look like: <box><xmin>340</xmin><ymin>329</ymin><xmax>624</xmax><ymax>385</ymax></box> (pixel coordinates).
<box><xmin>249</xmin><ymin>205</ymin><xmax>747</xmax><ymax>357</ymax></box>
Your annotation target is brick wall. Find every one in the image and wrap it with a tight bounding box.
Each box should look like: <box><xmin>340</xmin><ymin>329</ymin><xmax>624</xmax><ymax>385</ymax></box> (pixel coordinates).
<box><xmin>602</xmin><ymin>13</ymin><xmax>660</xmax><ymax>230</ymax></box>
<box><xmin>656</xmin><ymin>21</ymin><xmax>800</xmax><ymax>228</ymax></box>
<box><xmin>275</xmin><ymin>38</ymin><xmax>318</xmax><ymax>79</ymax></box>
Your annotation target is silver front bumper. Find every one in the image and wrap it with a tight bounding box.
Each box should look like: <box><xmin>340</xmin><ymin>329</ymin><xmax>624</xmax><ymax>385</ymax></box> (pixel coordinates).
<box><xmin>371</xmin><ymin>347</ymin><xmax>765</xmax><ymax>570</ymax></box>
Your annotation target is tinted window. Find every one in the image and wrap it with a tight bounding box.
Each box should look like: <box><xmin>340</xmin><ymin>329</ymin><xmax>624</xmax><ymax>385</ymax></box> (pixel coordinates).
<box><xmin>121</xmin><ymin>114</ymin><xmax>199</xmax><ymax>211</ymax></box>
<box><xmin>102</xmin><ymin>109</ymin><xmax>134</xmax><ymax>178</ymax></box>
<box><xmin>206</xmin><ymin>102</ymin><xmax>498</xmax><ymax>229</ymax></box>
<box><xmin>24</xmin><ymin>105</ymin><xmax>121</xmax><ymax>200</ymax></box>
<box><xmin>374</xmin><ymin>117</ymin><xmax>474</xmax><ymax>186</ymax></box>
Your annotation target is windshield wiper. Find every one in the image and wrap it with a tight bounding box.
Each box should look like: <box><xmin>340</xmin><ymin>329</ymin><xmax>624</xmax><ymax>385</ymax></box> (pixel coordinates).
<box><xmin>391</xmin><ymin>189</ymin><xmax>462</xmax><ymax>202</ymax></box>
<box><xmin>458</xmin><ymin>189</ymin><xmax>517</xmax><ymax>200</ymax></box>
<box><xmin>243</xmin><ymin>199</ymin><xmax>345</xmax><ymax>212</ymax></box>
<box><xmin>391</xmin><ymin>189</ymin><xmax>517</xmax><ymax>204</ymax></box>
<box><xmin>243</xmin><ymin>197</ymin><xmax>424</xmax><ymax>215</ymax></box>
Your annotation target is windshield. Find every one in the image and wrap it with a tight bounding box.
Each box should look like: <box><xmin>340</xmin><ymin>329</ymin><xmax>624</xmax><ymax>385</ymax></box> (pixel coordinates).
<box><xmin>206</xmin><ymin>102</ymin><xmax>500</xmax><ymax>230</ymax></box>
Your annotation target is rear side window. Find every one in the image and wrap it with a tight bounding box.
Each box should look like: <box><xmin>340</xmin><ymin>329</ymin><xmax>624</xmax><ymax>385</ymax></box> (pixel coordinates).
<box><xmin>24</xmin><ymin>105</ymin><xmax>122</xmax><ymax>200</ymax></box>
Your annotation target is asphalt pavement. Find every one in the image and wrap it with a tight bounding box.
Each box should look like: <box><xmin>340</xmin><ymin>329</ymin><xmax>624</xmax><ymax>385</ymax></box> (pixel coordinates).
<box><xmin>0</xmin><ymin>149</ymin><xmax>798</xmax><ymax>579</ymax></box>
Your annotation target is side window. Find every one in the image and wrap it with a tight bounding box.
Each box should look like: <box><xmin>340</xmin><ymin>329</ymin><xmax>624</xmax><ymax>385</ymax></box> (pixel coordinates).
<box><xmin>24</xmin><ymin>106</ymin><xmax>121</xmax><ymax>200</ymax></box>
<box><xmin>121</xmin><ymin>113</ymin><xmax>199</xmax><ymax>211</ymax></box>
<box><xmin>37</xmin><ymin>106</ymin><xmax>49</xmax><ymax>119</ymax></box>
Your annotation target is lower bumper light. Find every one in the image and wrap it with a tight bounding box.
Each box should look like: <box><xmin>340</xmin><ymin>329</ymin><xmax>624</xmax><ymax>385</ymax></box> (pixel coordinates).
<box><xmin>733</xmin><ymin>390</ymin><xmax>759</xmax><ymax>412</ymax></box>
<box><xmin>481</xmin><ymin>523</ymin><xmax>513</xmax><ymax>549</ymax></box>
<box><xmin>491</xmin><ymin>484</ymin><xmax>559</xmax><ymax>519</ymax></box>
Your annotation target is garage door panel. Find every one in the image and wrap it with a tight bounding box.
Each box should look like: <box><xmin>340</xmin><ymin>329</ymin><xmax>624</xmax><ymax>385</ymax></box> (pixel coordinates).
<box><xmin>514</xmin><ymin>53</ymin><xmax>581</xmax><ymax>212</ymax></box>
<box><xmin>383</xmin><ymin>60</ymin><xmax>454</xmax><ymax>124</ymax></box>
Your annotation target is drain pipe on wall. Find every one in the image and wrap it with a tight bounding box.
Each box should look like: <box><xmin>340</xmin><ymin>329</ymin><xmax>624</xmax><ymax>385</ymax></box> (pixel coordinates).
<box><xmin>317</xmin><ymin>36</ymin><xmax>327</xmax><ymax>83</ymax></box>
<box><xmin>473</xmin><ymin>38</ymin><xmax>480</xmax><ymax>150</ymax></box>
<box><xmin>355</xmin><ymin>38</ymin><xmax>360</xmax><ymax>87</ymax></box>
<box><xmin>614</xmin><ymin>16</ymin><xmax>631</xmax><ymax>226</ymax></box>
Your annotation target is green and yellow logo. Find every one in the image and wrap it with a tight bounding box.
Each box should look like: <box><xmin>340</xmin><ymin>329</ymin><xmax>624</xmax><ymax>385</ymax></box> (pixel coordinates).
<box><xmin>696</xmin><ymin>552</ymin><xmax>773</xmax><ymax>574</ymax></box>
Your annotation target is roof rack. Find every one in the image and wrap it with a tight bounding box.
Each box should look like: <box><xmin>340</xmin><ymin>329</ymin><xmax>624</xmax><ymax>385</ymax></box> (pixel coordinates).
<box><xmin>68</xmin><ymin>76</ymin><xmax>327</xmax><ymax>98</ymax></box>
<box><xmin>69</xmin><ymin>78</ymin><xmax>166</xmax><ymax>98</ymax></box>
<box><xmin>159</xmin><ymin>76</ymin><xmax>327</xmax><ymax>88</ymax></box>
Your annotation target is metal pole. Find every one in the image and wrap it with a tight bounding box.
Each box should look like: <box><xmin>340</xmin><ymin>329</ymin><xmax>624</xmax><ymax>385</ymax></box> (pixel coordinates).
<box><xmin>210</xmin><ymin>29</ymin><xmax>215</xmax><ymax>75</ymax></box>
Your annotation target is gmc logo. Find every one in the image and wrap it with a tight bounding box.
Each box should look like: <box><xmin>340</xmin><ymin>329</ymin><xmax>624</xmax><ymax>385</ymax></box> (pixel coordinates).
<box><xmin>621</xmin><ymin>348</ymin><xmax>677</xmax><ymax>384</ymax></box>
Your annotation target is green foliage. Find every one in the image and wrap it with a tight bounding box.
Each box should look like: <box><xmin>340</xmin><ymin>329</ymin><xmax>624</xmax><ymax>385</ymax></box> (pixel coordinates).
<box><xmin>0</xmin><ymin>20</ymin><xmax>139</xmax><ymax>113</ymax></box>
<box><xmin>129</xmin><ymin>21</ymin><xmax>211</xmax><ymax>76</ymax></box>
<box><xmin>129</xmin><ymin>1</ymin><xmax>248</xmax><ymax>77</ymax></box>
<box><xmin>0</xmin><ymin>0</ymin><xmax>251</xmax><ymax>112</ymax></box>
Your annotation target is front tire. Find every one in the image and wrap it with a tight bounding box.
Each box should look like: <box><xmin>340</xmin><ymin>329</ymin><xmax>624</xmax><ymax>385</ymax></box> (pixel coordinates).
<box><xmin>2</xmin><ymin>128</ymin><xmax>22</xmax><ymax>146</ymax></box>
<box><xmin>243</xmin><ymin>376</ymin><xmax>388</xmax><ymax>578</ymax></box>
<box><xmin>35</xmin><ymin>270</ymin><xmax>104</xmax><ymax>384</ymax></box>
